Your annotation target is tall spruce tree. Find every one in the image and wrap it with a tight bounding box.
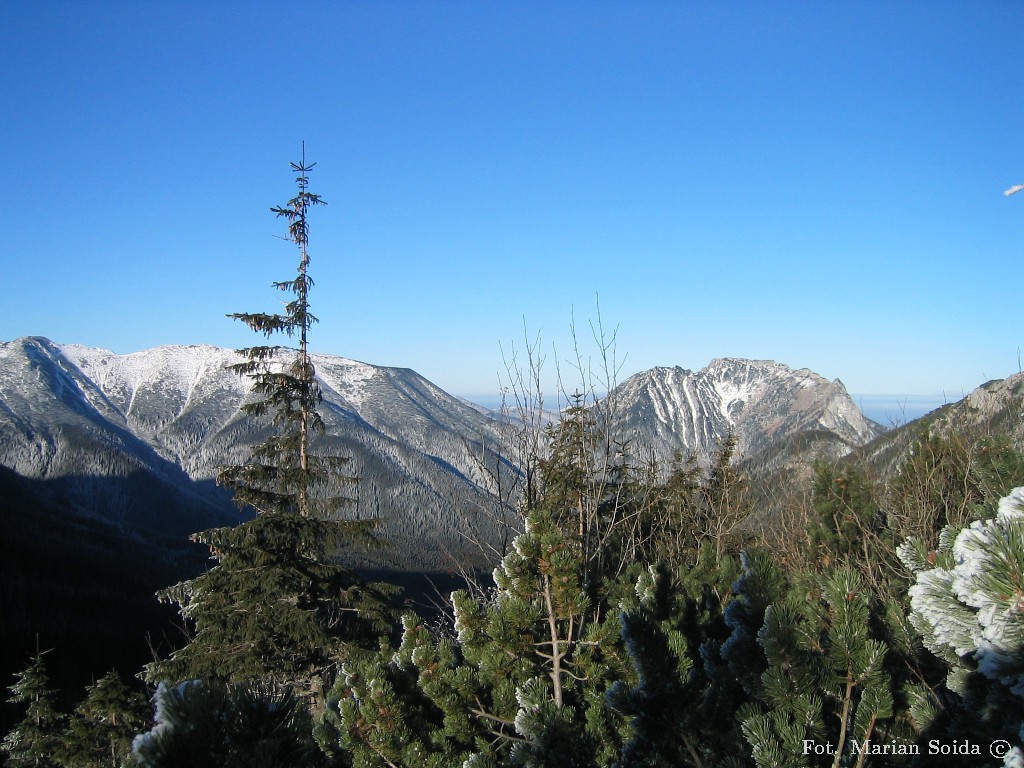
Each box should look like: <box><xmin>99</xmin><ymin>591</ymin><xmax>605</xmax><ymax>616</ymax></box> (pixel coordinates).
<box><xmin>147</xmin><ymin>149</ymin><xmax>396</xmax><ymax>705</ymax></box>
<box><xmin>2</xmin><ymin>651</ymin><xmax>64</xmax><ymax>768</ymax></box>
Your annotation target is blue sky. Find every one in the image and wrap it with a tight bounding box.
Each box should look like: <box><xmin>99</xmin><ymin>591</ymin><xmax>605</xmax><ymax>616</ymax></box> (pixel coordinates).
<box><xmin>2</xmin><ymin>1</ymin><xmax>1022</xmax><ymax>407</ymax></box>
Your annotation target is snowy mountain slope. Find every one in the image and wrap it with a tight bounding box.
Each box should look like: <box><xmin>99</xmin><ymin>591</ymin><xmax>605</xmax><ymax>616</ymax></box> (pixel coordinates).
<box><xmin>605</xmin><ymin>358</ymin><xmax>884</xmax><ymax>470</ymax></box>
<box><xmin>0</xmin><ymin>337</ymin><xmax>239</xmax><ymax>537</ymax></box>
<box><xmin>0</xmin><ymin>337</ymin><xmax>510</xmax><ymax>571</ymax></box>
<box><xmin>52</xmin><ymin>341</ymin><xmax>505</xmax><ymax>487</ymax></box>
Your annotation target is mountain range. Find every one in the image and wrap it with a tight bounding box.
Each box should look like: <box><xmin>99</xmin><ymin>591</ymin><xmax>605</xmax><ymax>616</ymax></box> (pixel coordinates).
<box><xmin>5</xmin><ymin>334</ymin><xmax>1021</xmax><ymax>710</ymax></box>
<box><xmin>0</xmin><ymin>336</ymin><xmax>511</xmax><ymax>573</ymax></box>
<box><xmin>0</xmin><ymin>336</ymin><xmax>889</xmax><ymax>571</ymax></box>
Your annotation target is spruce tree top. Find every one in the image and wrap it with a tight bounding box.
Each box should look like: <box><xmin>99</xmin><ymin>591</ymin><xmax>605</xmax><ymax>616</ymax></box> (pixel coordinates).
<box><xmin>2</xmin><ymin>651</ymin><xmax>64</xmax><ymax>768</ymax></box>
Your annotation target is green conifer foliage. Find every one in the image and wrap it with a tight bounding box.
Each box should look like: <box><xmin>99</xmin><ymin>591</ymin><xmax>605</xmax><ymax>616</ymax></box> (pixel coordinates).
<box><xmin>699</xmin><ymin>433</ymin><xmax>751</xmax><ymax>563</ymax></box>
<box><xmin>323</xmin><ymin>510</ymin><xmax>632</xmax><ymax>767</ymax></box>
<box><xmin>316</xmin><ymin>618</ymin><xmax>458</xmax><ymax>767</ymax></box>
<box><xmin>607</xmin><ymin>566</ymin><xmax>702</xmax><ymax>768</ymax></box>
<box><xmin>645</xmin><ymin>451</ymin><xmax>703</xmax><ymax>573</ymax></box>
<box><xmin>736</xmin><ymin>568</ymin><xmax>903</xmax><ymax>768</ymax></box>
<box><xmin>472</xmin><ymin>510</ymin><xmax>624</xmax><ymax>767</ymax></box>
<box><xmin>59</xmin><ymin>670</ymin><xmax>149</xmax><ymax>768</ymax></box>
<box><xmin>805</xmin><ymin>462</ymin><xmax>912</xmax><ymax>604</ymax></box>
<box><xmin>147</xmin><ymin>150</ymin><xmax>396</xmax><ymax>703</ymax></box>
<box><xmin>534</xmin><ymin>393</ymin><xmax>683</xmax><ymax>591</ymax></box>
<box><xmin>648</xmin><ymin>436</ymin><xmax>750</xmax><ymax>577</ymax></box>
<box><xmin>2</xmin><ymin>652</ymin><xmax>64</xmax><ymax>768</ymax></box>
<box><xmin>538</xmin><ymin>393</ymin><xmax>621</xmax><ymax>584</ymax></box>
<box><xmin>715</xmin><ymin>551</ymin><xmax>787</xmax><ymax>703</ymax></box>
<box><xmin>809</xmin><ymin>462</ymin><xmax>881</xmax><ymax>568</ymax></box>
<box><xmin>606</xmin><ymin>527</ymin><xmax>749</xmax><ymax>768</ymax></box>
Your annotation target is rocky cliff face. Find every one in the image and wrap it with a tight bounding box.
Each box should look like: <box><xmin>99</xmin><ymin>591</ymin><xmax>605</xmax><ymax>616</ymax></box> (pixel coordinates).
<box><xmin>604</xmin><ymin>358</ymin><xmax>885</xmax><ymax>471</ymax></box>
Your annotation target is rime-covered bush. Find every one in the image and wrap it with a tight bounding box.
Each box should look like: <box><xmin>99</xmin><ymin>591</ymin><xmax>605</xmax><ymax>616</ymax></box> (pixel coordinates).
<box><xmin>899</xmin><ymin>486</ymin><xmax>1024</xmax><ymax>765</ymax></box>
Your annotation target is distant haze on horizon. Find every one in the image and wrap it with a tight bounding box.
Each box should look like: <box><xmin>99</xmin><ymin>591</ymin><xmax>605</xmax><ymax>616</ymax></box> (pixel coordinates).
<box><xmin>2</xmin><ymin>2</ymin><xmax>1022</xmax><ymax>401</ymax></box>
<box><xmin>460</xmin><ymin>385</ymin><xmax>960</xmax><ymax>427</ymax></box>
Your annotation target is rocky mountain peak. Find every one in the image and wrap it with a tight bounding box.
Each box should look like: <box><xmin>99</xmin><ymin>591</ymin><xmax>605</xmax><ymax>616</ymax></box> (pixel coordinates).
<box><xmin>605</xmin><ymin>357</ymin><xmax>883</xmax><ymax>469</ymax></box>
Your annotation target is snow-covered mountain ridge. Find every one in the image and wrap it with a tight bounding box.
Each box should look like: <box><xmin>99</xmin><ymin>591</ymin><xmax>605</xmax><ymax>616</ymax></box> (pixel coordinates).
<box><xmin>0</xmin><ymin>337</ymin><xmax>509</xmax><ymax>571</ymax></box>
<box><xmin>17</xmin><ymin>338</ymin><xmax>500</xmax><ymax>476</ymax></box>
<box><xmin>605</xmin><ymin>357</ymin><xmax>884</xmax><ymax>469</ymax></box>
<box><xmin>0</xmin><ymin>336</ymin><xmax>887</xmax><ymax>570</ymax></box>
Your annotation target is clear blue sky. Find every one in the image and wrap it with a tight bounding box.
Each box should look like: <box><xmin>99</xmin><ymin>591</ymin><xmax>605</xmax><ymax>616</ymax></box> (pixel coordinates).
<box><xmin>2</xmin><ymin>1</ymin><xmax>1022</xmax><ymax>404</ymax></box>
